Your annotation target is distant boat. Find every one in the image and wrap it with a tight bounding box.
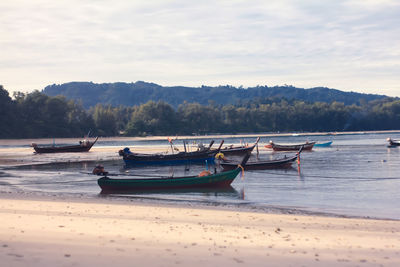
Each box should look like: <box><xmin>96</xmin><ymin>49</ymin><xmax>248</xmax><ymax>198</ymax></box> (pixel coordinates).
<box><xmin>314</xmin><ymin>141</ymin><xmax>333</xmax><ymax>147</ymax></box>
<box><xmin>265</xmin><ymin>141</ymin><xmax>315</xmax><ymax>151</ymax></box>
<box><xmin>387</xmin><ymin>138</ymin><xmax>400</xmax><ymax>148</ymax></box>
<box><xmin>220</xmin><ymin>137</ymin><xmax>260</xmax><ymax>156</ymax></box>
<box><xmin>31</xmin><ymin>137</ymin><xmax>98</xmax><ymax>153</ymax></box>
<box><xmin>119</xmin><ymin>140</ymin><xmax>224</xmax><ymax>165</ymax></box>
<box><xmin>220</xmin><ymin>154</ymin><xmax>298</xmax><ymax>171</ymax></box>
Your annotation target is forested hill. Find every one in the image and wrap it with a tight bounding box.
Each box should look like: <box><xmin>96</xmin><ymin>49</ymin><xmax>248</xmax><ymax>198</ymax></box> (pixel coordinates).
<box><xmin>43</xmin><ymin>81</ymin><xmax>387</xmax><ymax>108</ymax></box>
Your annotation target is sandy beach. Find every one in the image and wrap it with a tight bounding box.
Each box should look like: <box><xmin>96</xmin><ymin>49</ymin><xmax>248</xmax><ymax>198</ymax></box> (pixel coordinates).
<box><xmin>0</xmin><ymin>194</ymin><xmax>399</xmax><ymax>267</ymax></box>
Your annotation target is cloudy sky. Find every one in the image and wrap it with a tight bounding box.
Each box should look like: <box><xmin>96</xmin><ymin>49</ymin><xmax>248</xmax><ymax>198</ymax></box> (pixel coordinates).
<box><xmin>1</xmin><ymin>0</ymin><xmax>399</xmax><ymax>96</ymax></box>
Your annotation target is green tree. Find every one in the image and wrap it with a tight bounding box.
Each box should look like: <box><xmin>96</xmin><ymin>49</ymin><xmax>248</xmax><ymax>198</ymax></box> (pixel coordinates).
<box><xmin>177</xmin><ymin>102</ymin><xmax>222</xmax><ymax>134</ymax></box>
<box><xmin>91</xmin><ymin>104</ymin><xmax>118</xmax><ymax>136</ymax></box>
<box><xmin>0</xmin><ymin>85</ymin><xmax>18</xmax><ymax>138</ymax></box>
<box><xmin>126</xmin><ymin>101</ymin><xmax>178</xmax><ymax>136</ymax></box>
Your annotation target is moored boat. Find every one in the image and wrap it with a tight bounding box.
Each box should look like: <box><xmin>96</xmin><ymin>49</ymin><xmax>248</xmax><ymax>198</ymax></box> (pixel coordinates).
<box><xmin>220</xmin><ymin>137</ymin><xmax>260</xmax><ymax>156</ymax></box>
<box><xmin>314</xmin><ymin>141</ymin><xmax>333</xmax><ymax>147</ymax></box>
<box><xmin>220</xmin><ymin>154</ymin><xmax>298</xmax><ymax>171</ymax></box>
<box><xmin>98</xmin><ymin>153</ymin><xmax>250</xmax><ymax>192</ymax></box>
<box><xmin>98</xmin><ymin>167</ymin><xmax>242</xmax><ymax>192</ymax></box>
<box><xmin>31</xmin><ymin>137</ymin><xmax>98</xmax><ymax>153</ymax></box>
<box><xmin>119</xmin><ymin>140</ymin><xmax>223</xmax><ymax>165</ymax></box>
<box><xmin>265</xmin><ymin>141</ymin><xmax>315</xmax><ymax>151</ymax></box>
<box><xmin>387</xmin><ymin>138</ymin><xmax>400</xmax><ymax>147</ymax></box>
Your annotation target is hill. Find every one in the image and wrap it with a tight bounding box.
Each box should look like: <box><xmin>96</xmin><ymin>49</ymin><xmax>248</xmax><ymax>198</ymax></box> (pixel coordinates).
<box><xmin>42</xmin><ymin>81</ymin><xmax>388</xmax><ymax>108</ymax></box>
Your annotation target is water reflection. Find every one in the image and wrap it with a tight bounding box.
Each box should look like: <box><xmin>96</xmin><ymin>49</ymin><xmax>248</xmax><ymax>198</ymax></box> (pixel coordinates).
<box><xmin>100</xmin><ymin>186</ymin><xmax>239</xmax><ymax>197</ymax></box>
<box><xmin>99</xmin><ymin>185</ymin><xmax>241</xmax><ymax>199</ymax></box>
<box><xmin>296</xmin><ymin>164</ymin><xmax>304</xmax><ymax>181</ymax></box>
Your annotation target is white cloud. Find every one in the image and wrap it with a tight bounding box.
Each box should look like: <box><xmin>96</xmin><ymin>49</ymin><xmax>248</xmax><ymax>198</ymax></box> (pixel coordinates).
<box><xmin>1</xmin><ymin>0</ymin><xmax>399</xmax><ymax>96</ymax></box>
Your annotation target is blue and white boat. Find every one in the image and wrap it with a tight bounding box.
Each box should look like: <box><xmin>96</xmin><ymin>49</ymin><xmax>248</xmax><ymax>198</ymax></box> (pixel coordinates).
<box><xmin>314</xmin><ymin>141</ymin><xmax>333</xmax><ymax>147</ymax></box>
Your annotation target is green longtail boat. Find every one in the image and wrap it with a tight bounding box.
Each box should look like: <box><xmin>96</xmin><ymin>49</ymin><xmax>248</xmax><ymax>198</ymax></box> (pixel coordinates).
<box><xmin>97</xmin><ymin>167</ymin><xmax>242</xmax><ymax>192</ymax></box>
<box><xmin>97</xmin><ymin>152</ymin><xmax>250</xmax><ymax>192</ymax></box>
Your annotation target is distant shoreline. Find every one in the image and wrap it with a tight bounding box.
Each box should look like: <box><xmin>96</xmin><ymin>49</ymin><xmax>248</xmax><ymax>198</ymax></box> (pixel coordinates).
<box><xmin>1</xmin><ymin>129</ymin><xmax>400</xmax><ymax>146</ymax></box>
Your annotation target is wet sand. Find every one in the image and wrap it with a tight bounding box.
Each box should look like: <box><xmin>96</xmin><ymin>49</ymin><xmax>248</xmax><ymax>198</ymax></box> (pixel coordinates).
<box><xmin>0</xmin><ymin>146</ymin><xmax>172</xmax><ymax>167</ymax></box>
<box><xmin>0</xmin><ymin>194</ymin><xmax>399</xmax><ymax>267</ymax></box>
<box><xmin>0</xmin><ymin>140</ymin><xmax>261</xmax><ymax>167</ymax></box>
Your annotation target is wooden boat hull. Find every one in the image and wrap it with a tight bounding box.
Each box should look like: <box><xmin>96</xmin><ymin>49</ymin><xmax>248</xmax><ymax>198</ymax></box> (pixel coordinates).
<box><xmin>314</xmin><ymin>141</ymin><xmax>332</xmax><ymax>147</ymax></box>
<box><xmin>387</xmin><ymin>139</ymin><xmax>400</xmax><ymax>147</ymax></box>
<box><xmin>97</xmin><ymin>168</ymin><xmax>241</xmax><ymax>192</ymax></box>
<box><xmin>121</xmin><ymin>150</ymin><xmax>217</xmax><ymax>166</ymax></box>
<box><xmin>266</xmin><ymin>141</ymin><xmax>315</xmax><ymax>151</ymax></box>
<box><xmin>220</xmin><ymin>155</ymin><xmax>297</xmax><ymax>171</ymax></box>
<box><xmin>32</xmin><ymin>137</ymin><xmax>98</xmax><ymax>153</ymax></box>
<box><xmin>120</xmin><ymin>140</ymin><xmax>225</xmax><ymax>165</ymax></box>
<box><xmin>220</xmin><ymin>145</ymin><xmax>255</xmax><ymax>156</ymax></box>
<box><xmin>33</xmin><ymin>145</ymin><xmax>92</xmax><ymax>153</ymax></box>
<box><xmin>220</xmin><ymin>137</ymin><xmax>260</xmax><ymax>156</ymax></box>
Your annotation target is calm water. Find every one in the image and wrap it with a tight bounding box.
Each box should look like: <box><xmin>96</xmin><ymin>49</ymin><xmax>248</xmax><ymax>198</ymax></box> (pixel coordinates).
<box><xmin>1</xmin><ymin>132</ymin><xmax>400</xmax><ymax>220</ymax></box>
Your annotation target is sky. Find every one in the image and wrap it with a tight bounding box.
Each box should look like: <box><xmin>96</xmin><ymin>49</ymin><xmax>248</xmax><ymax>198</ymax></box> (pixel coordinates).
<box><xmin>1</xmin><ymin>0</ymin><xmax>400</xmax><ymax>97</ymax></box>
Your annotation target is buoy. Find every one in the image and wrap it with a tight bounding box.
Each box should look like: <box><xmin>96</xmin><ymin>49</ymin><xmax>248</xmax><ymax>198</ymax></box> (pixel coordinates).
<box><xmin>215</xmin><ymin>152</ymin><xmax>225</xmax><ymax>159</ymax></box>
<box><xmin>198</xmin><ymin>170</ymin><xmax>211</xmax><ymax>177</ymax></box>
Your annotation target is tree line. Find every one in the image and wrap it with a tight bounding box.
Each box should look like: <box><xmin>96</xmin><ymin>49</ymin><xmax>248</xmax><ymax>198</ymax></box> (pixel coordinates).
<box><xmin>1</xmin><ymin>85</ymin><xmax>399</xmax><ymax>139</ymax></box>
<box><xmin>43</xmin><ymin>81</ymin><xmax>387</xmax><ymax>108</ymax></box>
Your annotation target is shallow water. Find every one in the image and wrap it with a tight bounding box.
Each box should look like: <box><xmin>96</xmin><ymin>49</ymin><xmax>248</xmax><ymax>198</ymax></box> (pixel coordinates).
<box><xmin>1</xmin><ymin>132</ymin><xmax>400</xmax><ymax>219</ymax></box>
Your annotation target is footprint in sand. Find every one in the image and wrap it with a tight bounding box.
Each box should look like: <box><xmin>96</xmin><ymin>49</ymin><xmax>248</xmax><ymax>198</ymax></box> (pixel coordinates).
<box><xmin>233</xmin><ymin>258</ymin><xmax>244</xmax><ymax>263</ymax></box>
<box><xmin>8</xmin><ymin>253</ymin><xmax>24</xmax><ymax>258</ymax></box>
